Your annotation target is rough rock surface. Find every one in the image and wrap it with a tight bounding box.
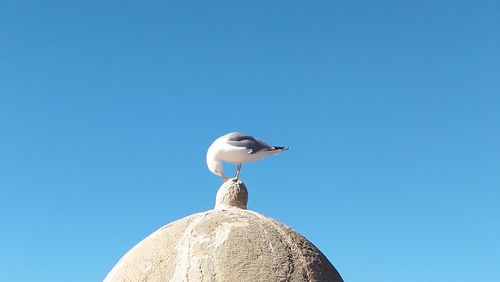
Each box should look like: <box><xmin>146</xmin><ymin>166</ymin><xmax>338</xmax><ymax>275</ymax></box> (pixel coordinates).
<box><xmin>215</xmin><ymin>179</ymin><xmax>248</xmax><ymax>210</ymax></box>
<box><xmin>105</xmin><ymin>180</ymin><xmax>343</xmax><ymax>282</ymax></box>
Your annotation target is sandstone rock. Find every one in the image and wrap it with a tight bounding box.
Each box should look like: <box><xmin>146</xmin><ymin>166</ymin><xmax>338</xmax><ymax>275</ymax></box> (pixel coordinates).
<box><xmin>105</xmin><ymin>180</ymin><xmax>343</xmax><ymax>282</ymax></box>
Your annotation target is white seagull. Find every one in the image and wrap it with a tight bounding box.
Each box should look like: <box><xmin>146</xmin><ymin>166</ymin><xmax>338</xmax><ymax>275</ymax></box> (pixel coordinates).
<box><xmin>206</xmin><ymin>132</ymin><xmax>289</xmax><ymax>181</ymax></box>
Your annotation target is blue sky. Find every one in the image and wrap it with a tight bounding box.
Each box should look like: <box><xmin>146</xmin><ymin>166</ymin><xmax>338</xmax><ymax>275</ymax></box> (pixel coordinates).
<box><xmin>1</xmin><ymin>1</ymin><xmax>499</xmax><ymax>281</ymax></box>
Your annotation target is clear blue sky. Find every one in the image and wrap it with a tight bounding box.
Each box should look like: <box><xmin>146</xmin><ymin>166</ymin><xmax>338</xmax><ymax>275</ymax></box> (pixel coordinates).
<box><xmin>1</xmin><ymin>1</ymin><xmax>499</xmax><ymax>281</ymax></box>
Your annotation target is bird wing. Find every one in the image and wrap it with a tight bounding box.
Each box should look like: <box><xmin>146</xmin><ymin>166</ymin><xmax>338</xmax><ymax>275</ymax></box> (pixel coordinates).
<box><xmin>226</xmin><ymin>133</ymin><xmax>272</xmax><ymax>154</ymax></box>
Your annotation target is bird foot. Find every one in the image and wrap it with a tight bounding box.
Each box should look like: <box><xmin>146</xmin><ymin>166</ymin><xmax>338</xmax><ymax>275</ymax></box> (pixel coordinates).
<box><xmin>225</xmin><ymin>177</ymin><xmax>239</xmax><ymax>183</ymax></box>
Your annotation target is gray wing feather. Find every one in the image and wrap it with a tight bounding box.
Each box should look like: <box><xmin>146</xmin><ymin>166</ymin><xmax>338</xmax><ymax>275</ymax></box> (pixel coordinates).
<box><xmin>226</xmin><ymin>133</ymin><xmax>271</xmax><ymax>154</ymax></box>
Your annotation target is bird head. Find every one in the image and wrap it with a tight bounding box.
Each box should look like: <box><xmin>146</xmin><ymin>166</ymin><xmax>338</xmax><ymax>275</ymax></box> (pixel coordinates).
<box><xmin>206</xmin><ymin>155</ymin><xmax>227</xmax><ymax>181</ymax></box>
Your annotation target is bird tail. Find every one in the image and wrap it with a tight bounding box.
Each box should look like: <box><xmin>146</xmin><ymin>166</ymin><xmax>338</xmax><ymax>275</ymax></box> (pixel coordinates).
<box><xmin>271</xmin><ymin>146</ymin><xmax>289</xmax><ymax>151</ymax></box>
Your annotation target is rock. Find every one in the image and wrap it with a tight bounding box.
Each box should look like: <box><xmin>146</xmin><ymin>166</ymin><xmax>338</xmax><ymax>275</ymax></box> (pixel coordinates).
<box><xmin>105</xmin><ymin>180</ymin><xmax>343</xmax><ymax>282</ymax></box>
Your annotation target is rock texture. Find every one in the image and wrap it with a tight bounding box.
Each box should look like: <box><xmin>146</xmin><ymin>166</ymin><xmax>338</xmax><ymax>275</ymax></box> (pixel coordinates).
<box><xmin>105</xmin><ymin>180</ymin><xmax>343</xmax><ymax>282</ymax></box>
<box><xmin>215</xmin><ymin>179</ymin><xmax>248</xmax><ymax>210</ymax></box>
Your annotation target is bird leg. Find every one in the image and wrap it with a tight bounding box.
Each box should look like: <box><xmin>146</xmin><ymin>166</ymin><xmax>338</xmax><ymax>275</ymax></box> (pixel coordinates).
<box><xmin>217</xmin><ymin>170</ymin><xmax>229</xmax><ymax>182</ymax></box>
<box><xmin>234</xmin><ymin>163</ymin><xmax>242</xmax><ymax>179</ymax></box>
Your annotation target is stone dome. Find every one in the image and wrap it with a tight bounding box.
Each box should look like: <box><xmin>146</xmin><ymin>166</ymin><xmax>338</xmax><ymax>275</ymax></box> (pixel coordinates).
<box><xmin>105</xmin><ymin>180</ymin><xmax>343</xmax><ymax>282</ymax></box>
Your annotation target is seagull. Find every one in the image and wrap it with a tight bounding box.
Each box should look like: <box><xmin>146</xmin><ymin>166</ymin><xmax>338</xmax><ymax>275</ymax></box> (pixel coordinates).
<box><xmin>206</xmin><ymin>132</ymin><xmax>289</xmax><ymax>181</ymax></box>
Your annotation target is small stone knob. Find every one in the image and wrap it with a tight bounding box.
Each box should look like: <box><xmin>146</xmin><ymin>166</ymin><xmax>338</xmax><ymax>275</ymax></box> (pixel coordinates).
<box><xmin>215</xmin><ymin>179</ymin><xmax>248</xmax><ymax>210</ymax></box>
